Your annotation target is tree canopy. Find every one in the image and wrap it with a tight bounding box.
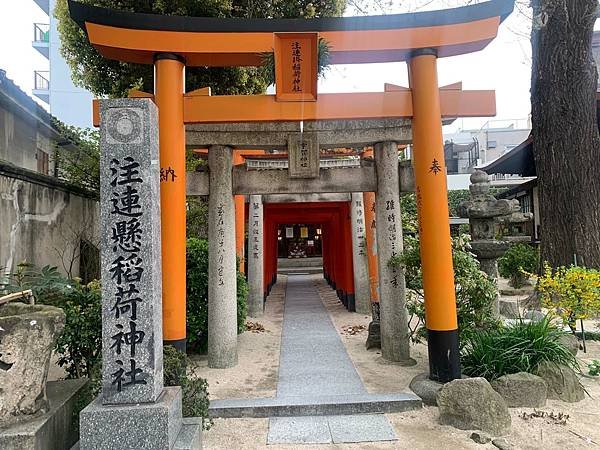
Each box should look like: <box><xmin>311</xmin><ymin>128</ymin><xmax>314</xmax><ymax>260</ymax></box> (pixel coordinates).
<box><xmin>55</xmin><ymin>0</ymin><xmax>346</xmax><ymax>98</ymax></box>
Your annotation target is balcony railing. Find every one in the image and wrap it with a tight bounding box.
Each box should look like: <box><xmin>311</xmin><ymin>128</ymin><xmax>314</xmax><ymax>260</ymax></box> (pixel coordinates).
<box><xmin>33</xmin><ymin>23</ymin><xmax>49</xmax><ymax>43</ymax></box>
<box><xmin>34</xmin><ymin>71</ymin><xmax>49</xmax><ymax>91</ymax></box>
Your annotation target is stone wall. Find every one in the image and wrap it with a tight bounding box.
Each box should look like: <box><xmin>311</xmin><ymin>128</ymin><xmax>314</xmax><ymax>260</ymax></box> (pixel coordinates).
<box><xmin>0</xmin><ymin>162</ymin><xmax>99</xmax><ymax>281</ymax></box>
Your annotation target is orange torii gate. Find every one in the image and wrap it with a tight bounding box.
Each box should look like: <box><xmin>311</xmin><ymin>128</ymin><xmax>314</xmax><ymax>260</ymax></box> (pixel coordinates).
<box><xmin>70</xmin><ymin>0</ymin><xmax>514</xmax><ymax>382</ymax></box>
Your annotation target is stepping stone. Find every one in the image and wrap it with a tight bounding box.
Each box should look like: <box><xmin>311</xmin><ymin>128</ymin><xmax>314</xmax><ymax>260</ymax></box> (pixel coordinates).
<box><xmin>328</xmin><ymin>414</ymin><xmax>397</xmax><ymax>444</ymax></box>
<box><xmin>268</xmin><ymin>416</ymin><xmax>331</xmax><ymax>444</ymax></box>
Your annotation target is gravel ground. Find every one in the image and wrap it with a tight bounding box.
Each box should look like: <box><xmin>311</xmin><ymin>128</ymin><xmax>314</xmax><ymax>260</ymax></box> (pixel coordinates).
<box><xmin>199</xmin><ymin>275</ymin><xmax>600</xmax><ymax>449</ymax></box>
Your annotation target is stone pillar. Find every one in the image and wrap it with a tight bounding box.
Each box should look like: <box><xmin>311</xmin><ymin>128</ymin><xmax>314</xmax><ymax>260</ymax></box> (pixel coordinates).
<box><xmin>350</xmin><ymin>192</ymin><xmax>371</xmax><ymax>315</ymax></box>
<box><xmin>374</xmin><ymin>141</ymin><xmax>414</xmax><ymax>365</ymax></box>
<box><xmin>248</xmin><ymin>195</ymin><xmax>264</xmax><ymax>317</ymax></box>
<box><xmin>80</xmin><ymin>98</ymin><xmax>200</xmax><ymax>449</ymax></box>
<box><xmin>208</xmin><ymin>145</ymin><xmax>238</xmax><ymax>369</ymax></box>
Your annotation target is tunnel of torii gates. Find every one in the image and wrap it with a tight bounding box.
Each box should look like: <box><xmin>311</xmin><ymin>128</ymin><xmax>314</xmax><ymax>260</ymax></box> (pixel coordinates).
<box><xmin>70</xmin><ymin>0</ymin><xmax>514</xmax><ymax>382</ymax></box>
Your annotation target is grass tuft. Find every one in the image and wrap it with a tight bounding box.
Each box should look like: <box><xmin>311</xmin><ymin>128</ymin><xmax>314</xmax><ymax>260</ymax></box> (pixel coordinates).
<box><xmin>461</xmin><ymin>315</ymin><xmax>579</xmax><ymax>381</ymax></box>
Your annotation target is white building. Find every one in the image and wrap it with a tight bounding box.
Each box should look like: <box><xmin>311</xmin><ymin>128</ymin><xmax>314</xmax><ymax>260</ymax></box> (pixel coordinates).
<box><xmin>32</xmin><ymin>0</ymin><xmax>93</xmax><ymax>128</ymax></box>
<box><xmin>442</xmin><ymin>119</ymin><xmax>531</xmax><ymax>190</ymax></box>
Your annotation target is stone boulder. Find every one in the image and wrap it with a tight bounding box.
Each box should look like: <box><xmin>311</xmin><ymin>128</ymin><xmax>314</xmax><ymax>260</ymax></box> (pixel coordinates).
<box><xmin>437</xmin><ymin>377</ymin><xmax>511</xmax><ymax>436</ymax></box>
<box><xmin>0</xmin><ymin>302</ymin><xmax>65</xmax><ymax>427</ymax></box>
<box><xmin>535</xmin><ymin>361</ymin><xmax>585</xmax><ymax>402</ymax></box>
<box><xmin>523</xmin><ymin>310</ymin><xmax>545</xmax><ymax>322</ymax></box>
<box><xmin>498</xmin><ymin>300</ymin><xmax>520</xmax><ymax>319</ymax></box>
<box><xmin>409</xmin><ymin>373</ymin><xmax>444</xmax><ymax>406</ymax></box>
<box><xmin>558</xmin><ymin>334</ymin><xmax>579</xmax><ymax>356</ymax></box>
<box><xmin>490</xmin><ymin>372</ymin><xmax>547</xmax><ymax>407</ymax></box>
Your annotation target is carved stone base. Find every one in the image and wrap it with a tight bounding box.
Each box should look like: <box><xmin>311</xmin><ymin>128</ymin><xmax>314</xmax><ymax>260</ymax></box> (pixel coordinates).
<box><xmin>80</xmin><ymin>387</ymin><xmax>201</xmax><ymax>450</ymax></box>
<box><xmin>365</xmin><ymin>321</ymin><xmax>381</xmax><ymax>350</ymax></box>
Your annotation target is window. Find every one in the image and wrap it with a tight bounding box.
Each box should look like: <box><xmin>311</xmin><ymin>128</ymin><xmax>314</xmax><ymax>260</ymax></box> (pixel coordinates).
<box><xmin>487</xmin><ymin>140</ymin><xmax>497</xmax><ymax>149</ymax></box>
<box><xmin>519</xmin><ymin>195</ymin><xmax>531</xmax><ymax>213</ymax></box>
<box><xmin>36</xmin><ymin>149</ymin><xmax>49</xmax><ymax>175</ymax></box>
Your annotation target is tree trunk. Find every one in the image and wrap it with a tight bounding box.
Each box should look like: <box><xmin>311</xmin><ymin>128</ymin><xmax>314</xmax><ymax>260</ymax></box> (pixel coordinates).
<box><xmin>531</xmin><ymin>0</ymin><xmax>600</xmax><ymax>268</ymax></box>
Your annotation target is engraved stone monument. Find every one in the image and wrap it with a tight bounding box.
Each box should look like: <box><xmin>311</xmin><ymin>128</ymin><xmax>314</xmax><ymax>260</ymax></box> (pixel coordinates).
<box><xmin>79</xmin><ymin>99</ymin><xmax>201</xmax><ymax>449</ymax></box>
<box><xmin>288</xmin><ymin>132</ymin><xmax>319</xmax><ymax>178</ymax></box>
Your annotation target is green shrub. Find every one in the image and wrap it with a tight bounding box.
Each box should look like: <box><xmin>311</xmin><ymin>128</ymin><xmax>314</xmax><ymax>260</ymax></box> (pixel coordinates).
<box><xmin>1</xmin><ymin>262</ymin><xmax>70</xmax><ymax>302</ymax></box>
<box><xmin>2</xmin><ymin>263</ymin><xmax>102</xmax><ymax>378</ymax></box>
<box><xmin>164</xmin><ymin>346</ymin><xmax>212</xmax><ymax>429</ymax></box>
<box><xmin>589</xmin><ymin>360</ymin><xmax>600</xmax><ymax>376</ymax></box>
<box><xmin>187</xmin><ymin>196</ymin><xmax>209</xmax><ymax>239</ymax></box>
<box><xmin>187</xmin><ymin>238</ymin><xmax>248</xmax><ymax>352</ymax></box>
<box><xmin>498</xmin><ymin>243</ymin><xmax>539</xmax><ymax>288</ymax></box>
<box><xmin>461</xmin><ymin>315</ymin><xmax>579</xmax><ymax>381</ymax></box>
<box><xmin>53</xmin><ymin>279</ymin><xmax>102</xmax><ymax>378</ymax></box>
<box><xmin>537</xmin><ymin>264</ymin><xmax>600</xmax><ymax>333</ymax></box>
<box><xmin>392</xmin><ymin>234</ymin><xmax>500</xmax><ymax>346</ymax></box>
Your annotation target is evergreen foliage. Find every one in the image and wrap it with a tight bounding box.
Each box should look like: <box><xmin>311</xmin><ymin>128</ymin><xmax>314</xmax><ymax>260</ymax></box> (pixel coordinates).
<box><xmin>537</xmin><ymin>264</ymin><xmax>600</xmax><ymax>333</ymax></box>
<box><xmin>186</xmin><ymin>238</ymin><xmax>248</xmax><ymax>352</ymax></box>
<box><xmin>498</xmin><ymin>243</ymin><xmax>539</xmax><ymax>288</ymax></box>
<box><xmin>163</xmin><ymin>346</ymin><xmax>212</xmax><ymax>428</ymax></box>
<box><xmin>54</xmin><ymin>0</ymin><xmax>346</xmax><ymax>98</ymax></box>
<box><xmin>461</xmin><ymin>316</ymin><xmax>579</xmax><ymax>381</ymax></box>
<box><xmin>390</xmin><ymin>234</ymin><xmax>499</xmax><ymax>346</ymax></box>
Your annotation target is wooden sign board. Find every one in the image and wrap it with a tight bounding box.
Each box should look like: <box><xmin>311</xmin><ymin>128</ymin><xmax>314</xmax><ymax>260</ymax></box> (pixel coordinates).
<box><xmin>274</xmin><ymin>32</ymin><xmax>318</xmax><ymax>102</ymax></box>
<box><xmin>288</xmin><ymin>132</ymin><xmax>319</xmax><ymax>178</ymax></box>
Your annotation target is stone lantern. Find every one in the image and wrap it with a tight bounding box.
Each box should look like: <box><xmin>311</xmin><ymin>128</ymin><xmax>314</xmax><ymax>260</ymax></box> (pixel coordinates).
<box><xmin>457</xmin><ymin>170</ymin><xmax>532</xmax><ymax>315</ymax></box>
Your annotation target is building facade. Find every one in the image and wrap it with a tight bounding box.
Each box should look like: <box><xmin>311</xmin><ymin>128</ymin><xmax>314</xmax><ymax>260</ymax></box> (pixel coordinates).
<box><xmin>32</xmin><ymin>0</ymin><xmax>93</xmax><ymax>128</ymax></box>
<box><xmin>0</xmin><ymin>68</ymin><xmax>99</xmax><ymax>281</ymax></box>
<box><xmin>0</xmin><ymin>69</ymin><xmax>58</xmax><ymax>176</ymax></box>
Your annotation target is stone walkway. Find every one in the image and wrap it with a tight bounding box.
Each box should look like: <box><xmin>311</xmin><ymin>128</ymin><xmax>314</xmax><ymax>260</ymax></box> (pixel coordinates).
<box><xmin>267</xmin><ymin>274</ymin><xmax>397</xmax><ymax>444</ymax></box>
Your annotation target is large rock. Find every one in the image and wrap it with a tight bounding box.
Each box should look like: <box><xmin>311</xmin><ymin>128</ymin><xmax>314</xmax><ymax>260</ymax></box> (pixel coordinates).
<box><xmin>523</xmin><ymin>310</ymin><xmax>545</xmax><ymax>322</ymax></box>
<box><xmin>409</xmin><ymin>373</ymin><xmax>443</xmax><ymax>406</ymax></box>
<box><xmin>0</xmin><ymin>302</ymin><xmax>65</xmax><ymax>427</ymax></box>
<box><xmin>491</xmin><ymin>372</ymin><xmax>547</xmax><ymax>407</ymax></box>
<box><xmin>498</xmin><ymin>300</ymin><xmax>520</xmax><ymax>319</ymax></box>
<box><xmin>535</xmin><ymin>361</ymin><xmax>585</xmax><ymax>402</ymax></box>
<box><xmin>437</xmin><ymin>377</ymin><xmax>511</xmax><ymax>436</ymax></box>
<box><xmin>558</xmin><ymin>334</ymin><xmax>579</xmax><ymax>356</ymax></box>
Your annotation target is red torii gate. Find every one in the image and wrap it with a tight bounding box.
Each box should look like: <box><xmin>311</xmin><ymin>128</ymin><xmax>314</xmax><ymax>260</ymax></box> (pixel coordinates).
<box><xmin>70</xmin><ymin>0</ymin><xmax>514</xmax><ymax>381</ymax></box>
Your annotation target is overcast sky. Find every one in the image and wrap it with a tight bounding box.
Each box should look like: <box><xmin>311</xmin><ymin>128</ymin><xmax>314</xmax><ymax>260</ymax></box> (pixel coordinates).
<box><xmin>0</xmin><ymin>0</ymin><xmax>545</xmax><ymax>132</ymax></box>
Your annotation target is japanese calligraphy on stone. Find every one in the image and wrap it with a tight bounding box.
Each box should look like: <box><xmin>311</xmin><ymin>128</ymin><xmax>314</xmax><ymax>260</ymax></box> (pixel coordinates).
<box><xmin>251</xmin><ymin>201</ymin><xmax>261</xmax><ymax>259</ymax></box>
<box><xmin>288</xmin><ymin>132</ymin><xmax>319</xmax><ymax>178</ymax></box>
<box><xmin>100</xmin><ymin>100</ymin><xmax>163</xmax><ymax>405</ymax></box>
<box><xmin>108</xmin><ymin>157</ymin><xmax>148</xmax><ymax>392</ymax></box>
<box><xmin>355</xmin><ymin>199</ymin><xmax>367</xmax><ymax>257</ymax></box>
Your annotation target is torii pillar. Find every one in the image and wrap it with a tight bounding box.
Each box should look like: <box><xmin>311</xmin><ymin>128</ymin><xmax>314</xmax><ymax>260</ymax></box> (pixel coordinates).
<box><xmin>154</xmin><ymin>54</ymin><xmax>186</xmax><ymax>352</ymax></box>
<box><xmin>363</xmin><ymin>149</ymin><xmax>381</xmax><ymax>350</ymax></box>
<box><xmin>234</xmin><ymin>151</ymin><xmax>246</xmax><ymax>274</ymax></box>
<box><xmin>410</xmin><ymin>49</ymin><xmax>460</xmax><ymax>382</ymax></box>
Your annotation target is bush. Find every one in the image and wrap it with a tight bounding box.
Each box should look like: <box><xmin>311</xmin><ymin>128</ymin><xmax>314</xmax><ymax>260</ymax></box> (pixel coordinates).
<box><xmin>498</xmin><ymin>243</ymin><xmax>539</xmax><ymax>288</ymax></box>
<box><xmin>53</xmin><ymin>279</ymin><xmax>102</xmax><ymax>378</ymax></box>
<box><xmin>461</xmin><ymin>315</ymin><xmax>579</xmax><ymax>381</ymax></box>
<box><xmin>187</xmin><ymin>197</ymin><xmax>209</xmax><ymax>239</ymax></box>
<box><xmin>186</xmin><ymin>238</ymin><xmax>248</xmax><ymax>352</ymax></box>
<box><xmin>537</xmin><ymin>264</ymin><xmax>600</xmax><ymax>333</ymax></box>
<box><xmin>393</xmin><ymin>234</ymin><xmax>500</xmax><ymax>347</ymax></box>
<box><xmin>1</xmin><ymin>262</ymin><xmax>70</xmax><ymax>302</ymax></box>
<box><xmin>1</xmin><ymin>263</ymin><xmax>102</xmax><ymax>378</ymax></box>
<box><xmin>164</xmin><ymin>346</ymin><xmax>212</xmax><ymax>429</ymax></box>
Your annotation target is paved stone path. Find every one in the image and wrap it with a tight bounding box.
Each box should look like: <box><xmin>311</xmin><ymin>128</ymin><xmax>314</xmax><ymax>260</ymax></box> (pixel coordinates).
<box><xmin>267</xmin><ymin>274</ymin><xmax>397</xmax><ymax>444</ymax></box>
